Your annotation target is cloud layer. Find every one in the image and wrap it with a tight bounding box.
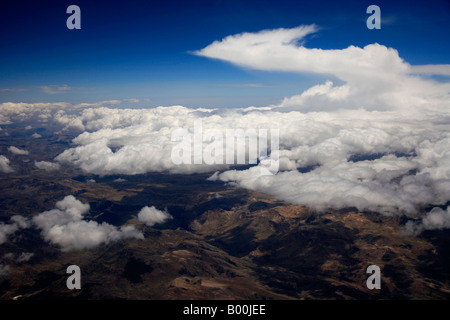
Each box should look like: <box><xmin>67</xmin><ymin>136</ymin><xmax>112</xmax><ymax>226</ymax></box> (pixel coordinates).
<box><xmin>46</xmin><ymin>104</ymin><xmax>450</xmax><ymax>217</ymax></box>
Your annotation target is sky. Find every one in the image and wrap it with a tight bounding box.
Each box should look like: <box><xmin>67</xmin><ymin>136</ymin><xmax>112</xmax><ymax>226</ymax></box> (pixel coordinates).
<box><xmin>0</xmin><ymin>0</ymin><xmax>449</xmax><ymax>108</ymax></box>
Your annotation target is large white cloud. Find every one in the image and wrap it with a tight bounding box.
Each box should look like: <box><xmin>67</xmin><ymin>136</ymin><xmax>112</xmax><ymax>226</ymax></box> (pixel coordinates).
<box><xmin>32</xmin><ymin>195</ymin><xmax>143</xmax><ymax>251</ymax></box>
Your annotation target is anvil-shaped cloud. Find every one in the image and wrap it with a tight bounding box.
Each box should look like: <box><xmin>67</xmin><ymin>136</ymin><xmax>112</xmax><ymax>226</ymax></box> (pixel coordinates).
<box><xmin>195</xmin><ymin>25</ymin><xmax>450</xmax><ymax>112</ymax></box>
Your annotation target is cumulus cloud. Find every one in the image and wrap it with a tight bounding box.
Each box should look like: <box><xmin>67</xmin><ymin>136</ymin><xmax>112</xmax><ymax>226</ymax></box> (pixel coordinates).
<box><xmin>32</xmin><ymin>195</ymin><xmax>90</xmax><ymax>230</ymax></box>
<box><xmin>1</xmin><ymin>196</ymin><xmax>143</xmax><ymax>251</ymax></box>
<box><xmin>404</xmin><ymin>206</ymin><xmax>450</xmax><ymax>236</ymax></box>
<box><xmin>0</xmin><ymin>223</ymin><xmax>18</xmax><ymax>244</ymax></box>
<box><xmin>0</xmin><ymin>215</ymin><xmax>30</xmax><ymax>244</ymax></box>
<box><xmin>137</xmin><ymin>206</ymin><xmax>172</xmax><ymax>227</ymax></box>
<box><xmin>0</xmin><ymin>251</ymin><xmax>34</xmax><ymax>282</ymax></box>
<box><xmin>32</xmin><ymin>133</ymin><xmax>42</xmax><ymax>138</ymax></box>
<box><xmin>8</xmin><ymin>146</ymin><xmax>29</xmax><ymax>155</ymax></box>
<box><xmin>32</xmin><ymin>195</ymin><xmax>143</xmax><ymax>251</ymax></box>
<box><xmin>0</xmin><ymin>155</ymin><xmax>14</xmax><ymax>173</ymax></box>
<box><xmin>34</xmin><ymin>161</ymin><xmax>61</xmax><ymax>172</ymax></box>
<box><xmin>42</xmin><ymin>220</ymin><xmax>142</xmax><ymax>252</ymax></box>
<box><xmin>10</xmin><ymin>215</ymin><xmax>31</xmax><ymax>229</ymax></box>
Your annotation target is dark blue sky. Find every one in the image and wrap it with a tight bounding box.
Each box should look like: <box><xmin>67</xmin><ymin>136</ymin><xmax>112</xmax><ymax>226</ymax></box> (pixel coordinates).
<box><xmin>1</xmin><ymin>0</ymin><xmax>449</xmax><ymax>107</ymax></box>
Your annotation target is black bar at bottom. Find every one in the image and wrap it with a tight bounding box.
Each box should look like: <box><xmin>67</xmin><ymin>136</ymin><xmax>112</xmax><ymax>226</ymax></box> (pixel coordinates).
<box><xmin>1</xmin><ymin>300</ymin><xmax>447</xmax><ymax>319</ymax></box>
